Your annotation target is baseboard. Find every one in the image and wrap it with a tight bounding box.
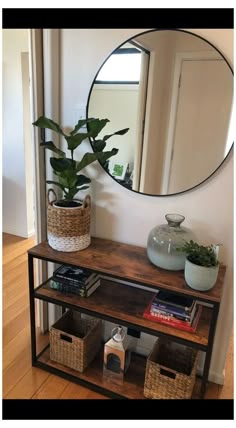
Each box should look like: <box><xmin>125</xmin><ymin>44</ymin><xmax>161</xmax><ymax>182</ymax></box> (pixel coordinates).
<box><xmin>196</xmin><ymin>364</ymin><xmax>225</xmax><ymax>385</ymax></box>
<box><xmin>3</xmin><ymin>226</ymin><xmax>35</xmax><ymax>238</ymax></box>
<box><xmin>27</xmin><ymin>228</ymin><xmax>35</xmax><ymax>238</ymax></box>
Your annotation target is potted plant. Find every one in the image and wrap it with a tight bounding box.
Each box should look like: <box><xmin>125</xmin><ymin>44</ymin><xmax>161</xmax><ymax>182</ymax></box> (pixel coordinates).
<box><xmin>33</xmin><ymin>116</ymin><xmax>129</xmax><ymax>252</ymax></box>
<box><xmin>177</xmin><ymin>240</ymin><xmax>220</xmax><ymax>291</ymax></box>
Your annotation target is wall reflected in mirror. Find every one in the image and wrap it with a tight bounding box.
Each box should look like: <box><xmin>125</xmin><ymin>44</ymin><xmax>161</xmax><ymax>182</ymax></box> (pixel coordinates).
<box><xmin>87</xmin><ymin>30</ymin><xmax>233</xmax><ymax>196</ymax></box>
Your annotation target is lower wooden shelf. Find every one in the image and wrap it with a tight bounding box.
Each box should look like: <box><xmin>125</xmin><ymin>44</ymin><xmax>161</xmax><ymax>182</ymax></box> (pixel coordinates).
<box><xmin>37</xmin><ymin>346</ymin><xmax>147</xmax><ymax>399</ymax></box>
<box><xmin>37</xmin><ymin>344</ymin><xmax>201</xmax><ymax>399</ymax></box>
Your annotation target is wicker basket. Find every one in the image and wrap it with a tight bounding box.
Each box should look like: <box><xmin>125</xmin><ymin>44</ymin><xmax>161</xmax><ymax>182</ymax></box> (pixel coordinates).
<box><xmin>50</xmin><ymin>310</ymin><xmax>102</xmax><ymax>372</ymax></box>
<box><xmin>144</xmin><ymin>338</ymin><xmax>198</xmax><ymax>399</ymax></box>
<box><xmin>47</xmin><ymin>189</ymin><xmax>91</xmax><ymax>252</ymax></box>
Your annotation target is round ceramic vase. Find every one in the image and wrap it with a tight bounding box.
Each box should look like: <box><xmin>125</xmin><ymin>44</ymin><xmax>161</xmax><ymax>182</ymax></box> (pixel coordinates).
<box><xmin>184</xmin><ymin>258</ymin><xmax>219</xmax><ymax>291</ymax></box>
<box><xmin>147</xmin><ymin>214</ymin><xmax>195</xmax><ymax>271</ymax></box>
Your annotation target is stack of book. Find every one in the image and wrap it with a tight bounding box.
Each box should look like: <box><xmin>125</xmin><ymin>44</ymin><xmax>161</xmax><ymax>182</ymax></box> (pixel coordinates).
<box><xmin>143</xmin><ymin>290</ymin><xmax>202</xmax><ymax>332</ymax></box>
<box><xmin>50</xmin><ymin>265</ymin><xmax>101</xmax><ymax>297</ymax></box>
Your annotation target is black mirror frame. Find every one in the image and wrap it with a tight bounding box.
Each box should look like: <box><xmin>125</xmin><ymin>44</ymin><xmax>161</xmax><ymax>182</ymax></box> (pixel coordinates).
<box><xmin>86</xmin><ymin>28</ymin><xmax>234</xmax><ymax>197</ymax></box>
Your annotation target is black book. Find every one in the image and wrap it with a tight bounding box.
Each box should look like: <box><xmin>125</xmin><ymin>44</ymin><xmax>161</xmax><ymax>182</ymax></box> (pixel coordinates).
<box><xmin>53</xmin><ymin>265</ymin><xmax>97</xmax><ymax>285</ymax></box>
<box><xmin>52</xmin><ymin>274</ymin><xmax>100</xmax><ymax>289</ymax></box>
<box><xmin>50</xmin><ymin>278</ymin><xmax>101</xmax><ymax>297</ymax></box>
<box><xmin>154</xmin><ymin>290</ymin><xmax>195</xmax><ymax>312</ymax></box>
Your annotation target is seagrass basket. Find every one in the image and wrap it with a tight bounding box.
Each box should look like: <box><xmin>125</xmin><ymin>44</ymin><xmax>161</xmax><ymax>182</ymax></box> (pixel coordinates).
<box><xmin>47</xmin><ymin>189</ymin><xmax>91</xmax><ymax>252</ymax></box>
<box><xmin>144</xmin><ymin>338</ymin><xmax>198</xmax><ymax>399</ymax></box>
<box><xmin>50</xmin><ymin>310</ymin><xmax>102</xmax><ymax>372</ymax></box>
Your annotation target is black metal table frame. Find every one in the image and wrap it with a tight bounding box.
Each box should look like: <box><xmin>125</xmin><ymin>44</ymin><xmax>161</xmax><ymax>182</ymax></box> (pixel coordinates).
<box><xmin>28</xmin><ymin>252</ymin><xmax>220</xmax><ymax>399</ymax></box>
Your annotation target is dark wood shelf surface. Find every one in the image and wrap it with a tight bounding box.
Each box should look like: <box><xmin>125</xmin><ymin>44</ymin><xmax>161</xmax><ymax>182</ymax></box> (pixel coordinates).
<box><xmin>38</xmin><ymin>347</ymin><xmax>146</xmax><ymax>399</ymax></box>
<box><xmin>35</xmin><ymin>278</ymin><xmax>211</xmax><ymax>347</ymax></box>
<box><xmin>29</xmin><ymin>238</ymin><xmax>226</xmax><ymax>303</ymax></box>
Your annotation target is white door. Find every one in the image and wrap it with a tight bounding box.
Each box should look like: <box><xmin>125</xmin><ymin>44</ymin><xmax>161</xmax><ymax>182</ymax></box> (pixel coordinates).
<box><xmin>167</xmin><ymin>59</ymin><xmax>233</xmax><ymax>194</ymax></box>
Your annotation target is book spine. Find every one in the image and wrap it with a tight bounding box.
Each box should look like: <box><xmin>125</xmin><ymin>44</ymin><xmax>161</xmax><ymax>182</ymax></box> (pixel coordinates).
<box><xmin>143</xmin><ymin>312</ymin><xmax>195</xmax><ymax>332</ymax></box>
<box><xmin>51</xmin><ymin>280</ymin><xmax>88</xmax><ymax>296</ymax></box>
<box><xmin>51</xmin><ymin>279</ymin><xmax>101</xmax><ymax>297</ymax></box>
<box><xmin>53</xmin><ymin>273</ymin><xmax>92</xmax><ymax>285</ymax></box>
<box><xmin>153</xmin><ymin>298</ymin><xmax>193</xmax><ymax>313</ymax></box>
<box><xmin>151</xmin><ymin>300</ymin><xmax>197</xmax><ymax>322</ymax></box>
<box><xmin>153</xmin><ymin>294</ymin><xmax>194</xmax><ymax>312</ymax></box>
<box><xmin>149</xmin><ymin>310</ymin><xmax>192</xmax><ymax>327</ymax></box>
<box><xmin>150</xmin><ymin>306</ymin><xmax>191</xmax><ymax>322</ymax></box>
<box><xmin>52</xmin><ymin>275</ymin><xmax>98</xmax><ymax>288</ymax></box>
<box><xmin>151</xmin><ymin>301</ymin><xmax>192</xmax><ymax>317</ymax></box>
<box><xmin>143</xmin><ymin>311</ymin><xmax>199</xmax><ymax>332</ymax></box>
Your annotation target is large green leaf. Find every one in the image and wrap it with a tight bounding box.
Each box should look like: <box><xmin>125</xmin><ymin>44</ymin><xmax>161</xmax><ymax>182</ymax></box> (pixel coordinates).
<box><xmin>33</xmin><ymin>116</ymin><xmax>65</xmax><ymax>136</ymax></box>
<box><xmin>87</xmin><ymin>118</ymin><xmax>110</xmax><ymax>138</ymax></box>
<box><xmin>91</xmin><ymin>139</ymin><xmax>106</xmax><ymax>152</ymax></box>
<box><xmin>103</xmin><ymin>128</ymin><xmax>129</xmax><ymax>141</ymax></box>
<box><xmin>70</xmin><ymin>118</ymin><xmax>94</xmax><ymax>136</ymax></box>
<box><xmin>57</xmin><ymin>169</ymin><xmax>78</xmax><ymax>190</ymax></box>
<box><xmin>50</xmin><ymin>157</ymin><xmax>76</xmax><ymax>172</ymax></box>
<box><xmin>76</xmin><ymin>149</ymin><xmax>118</xmax><ymax>172</ymax></box>
<box><xmin>40</xmin><ymin>141</ymin><xmax>66</xmax><ymax>157</ymax></box>
<box><xmin>65</xmin><ymin>133</ymin><xmax>90</xmax><ymax>151</ymax></box>
<box><xmin>75</xmin><ymin>175</ymin><xmax>91</xmax><ymax>187</ymax></box>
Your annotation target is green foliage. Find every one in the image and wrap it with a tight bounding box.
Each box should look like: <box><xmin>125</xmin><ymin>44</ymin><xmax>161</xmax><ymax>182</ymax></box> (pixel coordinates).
<box><xmin>33</xmin><ymin>116</ymin><xmax>129</xmax><ymax>202</ymax></box>
<box><xmin>177</xmin><ymin>240</ymin><xmax>219</xmax><ymax>267</ymax></box>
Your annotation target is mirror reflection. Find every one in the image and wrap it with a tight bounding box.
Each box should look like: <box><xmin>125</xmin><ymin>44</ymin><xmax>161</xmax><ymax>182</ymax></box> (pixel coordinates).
<box><xmin>87</xmin><ymin>29</ymin><xmax>233</xmax><ymax>196</ymax></box>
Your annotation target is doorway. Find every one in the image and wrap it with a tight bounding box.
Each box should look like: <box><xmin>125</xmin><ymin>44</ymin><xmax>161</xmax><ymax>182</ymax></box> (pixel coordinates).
<box><xmin>2</xmin><ymin>30</ymin><xmax>34</xmax><ymax>238</ymax></box>
<box><xmin>2</xmin><ymin>29</ymin><xmax>47</xmax><ymax>330</ymax></box>
<box><xmin>161</xmin><ymin>52</ymin><xmax>233</xmax><ymax>194</ymax></box>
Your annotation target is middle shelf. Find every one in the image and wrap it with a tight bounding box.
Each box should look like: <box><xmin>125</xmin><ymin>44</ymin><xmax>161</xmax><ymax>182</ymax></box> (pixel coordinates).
<box><xmin>34</xmin><ymin>277</ymin><xmax>211</xmax><ymax>348</ymax></box>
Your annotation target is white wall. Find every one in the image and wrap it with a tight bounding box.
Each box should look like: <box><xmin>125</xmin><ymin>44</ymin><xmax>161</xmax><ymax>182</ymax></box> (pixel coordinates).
<box><xmin>2</xmin><ymin>29</ymin><xmax>34</xmax><ymax>238</ymax></box>
<box><xmin>59</xmin><ymin>28</ymin><xmax>233</xmax><ymax>384</ymax></box>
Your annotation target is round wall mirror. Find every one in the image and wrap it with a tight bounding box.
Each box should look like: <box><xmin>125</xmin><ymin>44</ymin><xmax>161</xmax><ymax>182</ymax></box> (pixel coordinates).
<box><xmin>87</xmin><ymin>29</ymin><xmax>233</xmax><ymax>196</ymax></box>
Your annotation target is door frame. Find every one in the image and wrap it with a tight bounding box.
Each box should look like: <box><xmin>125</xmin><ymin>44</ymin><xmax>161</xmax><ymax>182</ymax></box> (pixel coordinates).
<box><xmin>29</xmin><ymin>29</ymin><xmax>49</xmax><ymax>332</ymax></box>
<box><xmin>132</xmin><ymin>50</ymin><xmax>150</xmax><ymax>191</ymax></box>
<box><xmin>161</xmin><ymin>50</ymin><xmax>221</xmax><ymax>194</ymax></box>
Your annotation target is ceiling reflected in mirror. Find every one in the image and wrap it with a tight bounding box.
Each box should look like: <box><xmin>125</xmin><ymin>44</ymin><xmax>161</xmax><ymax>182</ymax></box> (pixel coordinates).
<box><xmin>87</xmin><ymin>29</ymin><xmax>233</xmax><ymax>196</ymax></box>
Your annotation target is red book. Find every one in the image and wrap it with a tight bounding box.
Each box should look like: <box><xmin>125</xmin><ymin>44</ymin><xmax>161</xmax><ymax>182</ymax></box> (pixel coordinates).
<box><xmin>143</xmin><ymin>301</ymin><xmax>202</xmax><ymax>333</ymax></box>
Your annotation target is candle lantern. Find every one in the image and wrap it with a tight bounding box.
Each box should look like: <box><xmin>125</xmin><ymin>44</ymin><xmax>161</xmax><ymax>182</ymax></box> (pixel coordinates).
<box><xmin>103</xmin><ymin>325</ymin><xmax>131</xmax><ymax>382</ymax></box>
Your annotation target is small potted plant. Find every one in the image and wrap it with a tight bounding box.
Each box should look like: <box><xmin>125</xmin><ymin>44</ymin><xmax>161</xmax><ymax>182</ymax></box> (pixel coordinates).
<box><xmin>177</xmin><ymin>240</ymin><xmax>220</xmax><ymax>291</ymax></box>
<box><xmin>33</xmin><ymin>116</ymin><xmax>129</xmax><ymax>252</ymax></box>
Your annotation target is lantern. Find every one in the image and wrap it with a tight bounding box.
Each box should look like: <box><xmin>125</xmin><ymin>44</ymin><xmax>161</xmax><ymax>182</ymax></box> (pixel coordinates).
<box><xmin>103</xmin><ymin>325</ymin><xmax>131</xmax><ymax>382</ymax></box>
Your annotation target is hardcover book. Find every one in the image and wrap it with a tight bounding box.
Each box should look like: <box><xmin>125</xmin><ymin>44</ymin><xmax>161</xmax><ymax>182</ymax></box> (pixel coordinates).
<box><xmin>150</xmin><ymin>301</ymin><xmax>197</xmax><ymax>323</ymax></box>
<box><xmin>143</xmin><ymin>301</ymin><xmax>202</xmax><ymax>333</ymax></box>
<box><xmin>151</xmin><ymin>300</ymin><xmax>197</xmax><ymax>322</ymax></box>
<box><xmin>50</xmin><ymin>278</ymin><xmax>101</xmax><ymax>297</ymax></box>
<box><xmin>52</xmin><ymin>273</ymin><xmax>100</xmax><ymax>289</ymax></box>
<box><xmin>53</xmin><ymin>265</ymin><xmax>97</xmax><ymax>285</ymax></box>
<box><xmin>153</xmin><ymin>290</ymin><xmax>195</xmax><ymax>312</ymax></box>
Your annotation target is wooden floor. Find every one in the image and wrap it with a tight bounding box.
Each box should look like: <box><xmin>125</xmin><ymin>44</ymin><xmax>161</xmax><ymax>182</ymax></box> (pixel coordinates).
<box><xmin>2</xmin><ymin>233</ymin><xmax>234</xmax><ymax>399</ymax></box>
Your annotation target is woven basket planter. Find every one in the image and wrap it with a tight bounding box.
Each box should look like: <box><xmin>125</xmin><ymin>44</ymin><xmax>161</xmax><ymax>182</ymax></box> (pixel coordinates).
<box><xmin>144</xmin><ymin>338</ymin><xmax>198</xmax><ymax>399</ymax></box>
<box><xmin>50</xmin><ymin>310</ymin><xmax>102</xmax><ymax>372</ymax></box>
<box><xmin>47</xmin><ymin>189</ymin><xmax>91</xmax><ymax>252</ymax></box>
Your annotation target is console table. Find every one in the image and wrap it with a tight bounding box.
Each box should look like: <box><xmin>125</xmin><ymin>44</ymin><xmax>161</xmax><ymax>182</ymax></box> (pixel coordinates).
<box><xmin>28</xmin><ymin>237</ymin><xmax>226</xmax><ymax>399</ymax></box>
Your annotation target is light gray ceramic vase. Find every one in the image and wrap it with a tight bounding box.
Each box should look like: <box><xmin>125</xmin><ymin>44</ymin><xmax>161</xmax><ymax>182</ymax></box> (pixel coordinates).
<box><xmin>184</xmin><ymin>258</ymin><xmax>219</xmax><ymax>291</ymax></box>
